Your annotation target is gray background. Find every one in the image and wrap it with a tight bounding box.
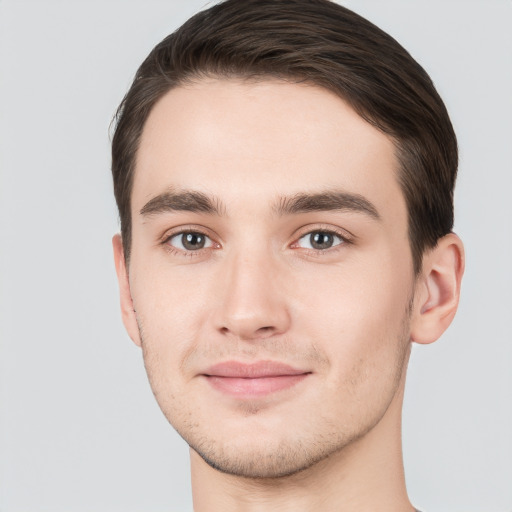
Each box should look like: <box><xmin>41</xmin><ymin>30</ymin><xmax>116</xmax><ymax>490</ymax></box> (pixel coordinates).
<box><xmin>0</xmin><ymin>1</ymin><xmax>511</xmax><ymax>511</ymax></box>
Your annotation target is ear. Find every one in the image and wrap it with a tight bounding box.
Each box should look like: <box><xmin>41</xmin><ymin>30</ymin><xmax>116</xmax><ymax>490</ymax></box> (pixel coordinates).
<box><xmin>112</xmin><ymin>234</ymin><xmax>142</xmax><ymax>347</ymax></box>
<box><xmin>410</xmin><ymin>233</ymin><xmax>465</xmax><ymax>344</ymax></box>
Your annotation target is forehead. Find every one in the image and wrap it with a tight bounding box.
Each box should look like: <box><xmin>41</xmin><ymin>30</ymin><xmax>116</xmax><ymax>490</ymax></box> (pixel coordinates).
<box><xmin>133</xmin><ymin>78</ymin><xmax>404</xmax><ymax>222</ymax></box>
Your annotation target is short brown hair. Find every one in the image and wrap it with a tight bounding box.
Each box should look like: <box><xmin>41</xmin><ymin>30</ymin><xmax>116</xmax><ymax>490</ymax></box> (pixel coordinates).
<box><xmin>111</xmin><ymin>0</ymin><xmax>457</xmax><ymax>274</ymax></box>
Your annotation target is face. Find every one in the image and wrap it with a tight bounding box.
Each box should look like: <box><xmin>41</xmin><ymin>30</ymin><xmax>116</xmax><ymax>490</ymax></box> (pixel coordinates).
<box><xmin>121</xmin><ymin>78</ymin><xmax>417</xmax><ymax>478</ymax></box>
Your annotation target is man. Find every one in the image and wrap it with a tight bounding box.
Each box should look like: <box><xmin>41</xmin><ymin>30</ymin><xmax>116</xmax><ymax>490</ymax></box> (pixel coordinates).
<box><xmin>111</xmin><ymin>0</ymin><xmax>464</xmax><ymax>510</ymax></box>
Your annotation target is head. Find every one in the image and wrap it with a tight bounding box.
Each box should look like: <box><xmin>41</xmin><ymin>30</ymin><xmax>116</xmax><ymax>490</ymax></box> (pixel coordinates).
<box><xmin>111</xmin><ymin>0</ymin><xmax>464</xmax><ymax>479</ymax></box>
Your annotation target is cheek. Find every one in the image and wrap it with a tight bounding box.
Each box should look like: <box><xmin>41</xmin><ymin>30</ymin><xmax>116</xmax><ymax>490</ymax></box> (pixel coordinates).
<box><xmin>292</xmin><ymin>261</ymin><xmax>412</xmax><ymax>422</ymax></box>
<box><xmin>291</xmin><ymin>251</ymin><xmax>413</xmax><ymax>370</ymax></box>
<box><xmin>131</xmin><ymin>265</ymin><xmax>214</xmax><ymax>416</ymax></box>
<box><xmin>130</xmin><ymin>261</ymin><xmax>215</xmax><ymax>364</ymax></box>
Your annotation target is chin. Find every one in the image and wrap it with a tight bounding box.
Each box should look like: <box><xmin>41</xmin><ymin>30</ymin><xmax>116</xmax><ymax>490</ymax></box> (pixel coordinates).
<box><xmin>183</xmin><ymin>424</ymin><xmax>362</xmax><ymax>480</ymax></box>
<box><xmin>192</xmin><ymin>443</ymin><xmax>327</xmax><ymax>479</ymax></box>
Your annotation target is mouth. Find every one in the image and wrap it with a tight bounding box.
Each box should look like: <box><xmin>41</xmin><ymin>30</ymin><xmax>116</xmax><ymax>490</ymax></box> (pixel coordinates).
<box><xmin>201</xmin><ymin>360</ymin><xmax>311</xmax><ymax>398</ymax></box>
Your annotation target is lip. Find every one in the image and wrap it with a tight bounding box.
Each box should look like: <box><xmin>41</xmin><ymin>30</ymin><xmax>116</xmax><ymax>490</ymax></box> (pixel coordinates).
<box><xmin>201</xmin><ymin>360</ymin><xmax>311</xmax><ymax>398</ymax></box>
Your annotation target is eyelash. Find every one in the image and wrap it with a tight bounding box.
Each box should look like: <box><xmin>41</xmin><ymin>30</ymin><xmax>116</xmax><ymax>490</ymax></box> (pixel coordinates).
<box><xmin>292</xmin><ymin>226</ymin><xmax>352</xmax><ymax>256</ymax></box>
<box><xmin>161</xmin><ymin>226</ymin><xmax>217</xmax><ymax>258</ymax></box>
<box><xmin>161</xmin><ymin>225</ymin><xmax>353</xmax><ymax>257</ymax></box>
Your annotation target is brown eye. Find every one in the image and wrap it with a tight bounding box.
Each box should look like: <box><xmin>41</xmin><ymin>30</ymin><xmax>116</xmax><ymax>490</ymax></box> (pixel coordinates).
<box><xmin>167</xmin><ymin>231</ymin><xmax>212</xmax><ymax>251</ymax></box>
<box><xmin>297</xmin><ymin>231</ymin><xmax>344</xmax><ymax>250</ymax></box>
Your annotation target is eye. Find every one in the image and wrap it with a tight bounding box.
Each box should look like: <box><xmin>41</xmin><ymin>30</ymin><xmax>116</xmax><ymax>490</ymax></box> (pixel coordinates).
<box><xmin>167</xmin><ymin>231</ymin><xmax>214</xmax><ymax>251</ymax></box>
<box><xmin>296</xmin><ymin>230</ymin><xmax>345</xmax><ymax>250</ymax></box>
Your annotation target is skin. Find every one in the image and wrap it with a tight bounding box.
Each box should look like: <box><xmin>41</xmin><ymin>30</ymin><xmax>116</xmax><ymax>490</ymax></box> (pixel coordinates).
<box><xmin>113</xmin><ymin>78</ymin><xmax>464</xmax><ymax>511</ymax></box>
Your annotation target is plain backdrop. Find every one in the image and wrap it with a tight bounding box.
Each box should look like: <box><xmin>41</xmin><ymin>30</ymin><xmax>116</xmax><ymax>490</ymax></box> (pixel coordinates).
<box><xmin>0</xmin><ymin>1</ymin><xmax>511</xmax><ymax>511</ymax></box>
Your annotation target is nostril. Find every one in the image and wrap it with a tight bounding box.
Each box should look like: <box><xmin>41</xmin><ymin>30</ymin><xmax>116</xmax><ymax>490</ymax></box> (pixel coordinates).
<box><xmin>256</xmin><ymin>326</ymin><xmax>275</xmax><ymax>336</ymax></box>
<box><xmin>218</xmin><ymin>324</ymin><xmax>276</xmax><ymax>339</ymax></box>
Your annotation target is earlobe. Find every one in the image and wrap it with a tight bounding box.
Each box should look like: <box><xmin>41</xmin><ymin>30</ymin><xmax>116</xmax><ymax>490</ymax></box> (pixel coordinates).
<box><xmin>410</xmin><ymin>233</ymin><xmax>465</xmax><ymax>344</ymax></box>
<box><xmin>112</xmin><ymin>234</ymin><xmax>142</xmax><ymax>347</ymax></box>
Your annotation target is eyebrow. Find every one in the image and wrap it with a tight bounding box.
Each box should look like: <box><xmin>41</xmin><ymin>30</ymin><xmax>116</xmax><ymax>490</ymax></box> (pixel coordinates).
<box><xmin>274</xmin><ymin>191</ymin><xmax>380</xmax><ymax>220</ymax></box>
<box><xmin>139</xmin><ymin>188</ymin><xmax>380</xmax><ymax>220</ymax></box>
<box><xmin>140</xmin><ymin>189</ymin><xmax>225</xmax><ymax>217</ymax></box>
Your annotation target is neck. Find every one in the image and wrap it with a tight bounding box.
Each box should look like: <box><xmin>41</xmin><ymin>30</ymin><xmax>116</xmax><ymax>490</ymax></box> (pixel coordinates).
<box><xmin>190</xmin><ymin>380</ymin><xmax>414</xmax><ymax>512</ymax></box>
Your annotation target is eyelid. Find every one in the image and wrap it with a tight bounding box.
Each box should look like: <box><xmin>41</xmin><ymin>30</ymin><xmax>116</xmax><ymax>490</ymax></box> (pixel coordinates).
<box><xmin>168</xmin><ymin>231</ymin><xmax>214</xmax><ymax>249</ymax></box>
<box><xmin>291</xmin><ymin>224</ymin><xmax>355</xmax><ymax>244</ymax></box>
<box><xmin>296</xmin><ymin>231</ymin><xmax>343</xmax><ymax>249</ymax></box>
<box><xmin>289</xmin><ymin>224</ymin><xmax>355</xmax><ymax>257</ymax></box>
<box><xmin>160</xmin><ymin>224</ymin><xmax>216</xmax><ymax>242</ymax></box>
<box><xmin>160</xmin><ymin>225</ymin><xmax>221</xmax><ymax>254</ymax></box>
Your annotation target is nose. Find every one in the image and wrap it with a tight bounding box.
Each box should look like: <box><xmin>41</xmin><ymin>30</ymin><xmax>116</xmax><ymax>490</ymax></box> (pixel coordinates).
<box><xmin>213</xmin><ymin>250</ymin><xmax>291</xmax><ymax>341</ymax></box>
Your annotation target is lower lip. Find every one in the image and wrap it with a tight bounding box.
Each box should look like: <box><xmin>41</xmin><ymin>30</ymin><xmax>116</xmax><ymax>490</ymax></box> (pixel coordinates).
<box><xmin>205</xmin><ymin>374</ymin><xmax>309</xmax><ymax>398</ymax></box>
